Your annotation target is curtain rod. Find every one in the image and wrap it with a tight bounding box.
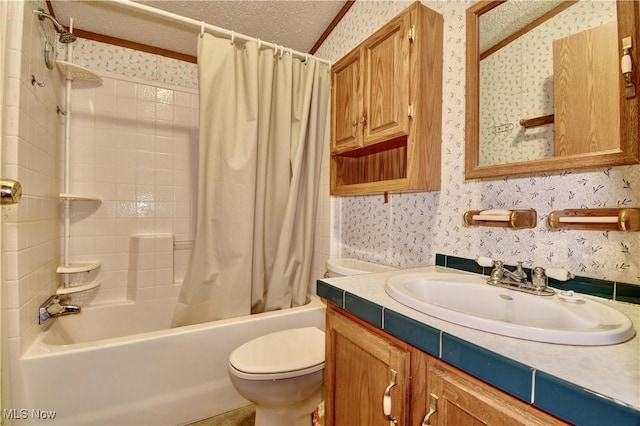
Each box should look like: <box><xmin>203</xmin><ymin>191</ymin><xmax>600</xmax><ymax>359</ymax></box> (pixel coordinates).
<box><xmin>108</xmin><ymin>0</ymin><xmax>332</xmax><ymax>66</ymax></box>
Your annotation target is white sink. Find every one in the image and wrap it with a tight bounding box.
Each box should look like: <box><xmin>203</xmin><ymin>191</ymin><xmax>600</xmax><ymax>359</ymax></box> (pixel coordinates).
<box><xmin>384</xmin><ymin>272</ymin><xmax>635</xmax><ymax>345</ymax></box>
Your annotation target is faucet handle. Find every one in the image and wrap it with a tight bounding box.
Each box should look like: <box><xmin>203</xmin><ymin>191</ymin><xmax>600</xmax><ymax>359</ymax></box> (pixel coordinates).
<box><xmin>545</xmin><ymin>267</ymin><xmax>575</xmax><ymax>281</ymax></box>
<box><xmin>531</xmin><ymin>266</ymin><xmax>547</xmax><ymax>291</ymax></box>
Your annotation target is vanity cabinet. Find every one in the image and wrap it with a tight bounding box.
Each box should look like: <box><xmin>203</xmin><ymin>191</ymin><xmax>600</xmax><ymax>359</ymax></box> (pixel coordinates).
<box><xmin>422</xmin><ymin>358</ymin><xmax>566</xmax><ymax>426</ymax></box>
<box><xmin>325</xmin><ymin>305</ymin><xmax>568</xmax><ymax>426</ymax></box>
<box><xmin>324</xmin><ymin>308</ymin><xmax>410</xmax><ymax>426</ymax></box>
<box><xmin>330</xmin><ymin>2</ymin><xmax>443</xmax><ymax>195</ymax></box>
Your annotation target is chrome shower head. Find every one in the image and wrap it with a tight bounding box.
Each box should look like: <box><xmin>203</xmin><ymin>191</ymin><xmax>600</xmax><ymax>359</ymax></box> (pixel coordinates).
<box><xmin>58</xmin><ymin>31</ymin><xmax>77</xmax><ymax>44</ymax></box>
<box><xmin>34</xmin><ymin>8</ymin><xmax>77</xmax><ymax>44</ymax></box>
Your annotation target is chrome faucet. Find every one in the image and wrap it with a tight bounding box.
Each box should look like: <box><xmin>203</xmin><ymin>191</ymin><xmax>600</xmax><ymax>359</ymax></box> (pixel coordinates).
<box><xmin>39</xmin><ymin>294</ymin><xmax>81</xmax><ymax>324</ymax></box>
<box><xmin>478</xmin><ymin>257</ymin><xmax>573</xmax><ymax>296</ymax></box>
<box><xmin>489</xmin><ymin>261</ymin><xmax>528</xmax><ymax>286</ymax></box>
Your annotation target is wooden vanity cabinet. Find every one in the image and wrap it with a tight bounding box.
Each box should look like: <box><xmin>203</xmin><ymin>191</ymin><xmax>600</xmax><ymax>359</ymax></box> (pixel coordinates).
<box><xmin>324</xmin><ymin>308</ymin><xmax>410</xmax><ymax>426</ymax></box>
<box><xmin>419</xmin><ymin>357</ymin><xmax>567</xmax><ymax>426</ymax></box>
<box><xmin>330</xmin><ymin>2</ymin><xmax>443</xmax><ymax>195</ymax></box>
<box><xmin>325</xmin><ymin>305</ymin><xmax>569</xmax><ymax>426</ymax></box>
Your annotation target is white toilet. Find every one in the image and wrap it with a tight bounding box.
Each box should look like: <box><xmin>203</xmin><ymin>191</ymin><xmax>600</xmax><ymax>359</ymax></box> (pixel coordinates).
<box><xmin>228</xmin><ymin>327</ymin><xmax>325</xmax><ymax>426</ymax></box>
<box><xmin>228</xmin><ymin>259</ymin><xmax>394</xmax><ymax>425</ymax></box>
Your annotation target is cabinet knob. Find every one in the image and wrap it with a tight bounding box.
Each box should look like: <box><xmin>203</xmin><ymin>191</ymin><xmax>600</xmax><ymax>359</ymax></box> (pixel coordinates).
<box><xmin>360</xmin><ymin>116</ymin><xmax>367</xmax><ymax>124</ymax></box>
<box><xmin>352</xmin><ymin>120</ymin><xmax>358</xmax><ymax>127</ymax></box>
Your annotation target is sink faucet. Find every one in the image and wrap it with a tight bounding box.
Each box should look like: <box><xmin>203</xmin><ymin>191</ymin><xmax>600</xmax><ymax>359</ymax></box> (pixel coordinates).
<box><xmin>489</xmin><ymin>260</ymin><xmax>527</xmax><ymax>285</ymax></box>
<box><xmin>39</xmin><ymin>294</ymin><xmax>81</xmax><ymax>324</ymax></box>
<box><xmin>477</xmin><ymin>257</ymin><xmax>573</xmax><ymax>296</ymax></box>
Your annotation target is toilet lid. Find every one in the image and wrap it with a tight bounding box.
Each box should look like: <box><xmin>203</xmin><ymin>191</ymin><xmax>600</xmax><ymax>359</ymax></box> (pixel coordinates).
<box><xmin>229</xmin><ymin>327</ymin><xmax>325</xmax><ymax>376</ymax></box>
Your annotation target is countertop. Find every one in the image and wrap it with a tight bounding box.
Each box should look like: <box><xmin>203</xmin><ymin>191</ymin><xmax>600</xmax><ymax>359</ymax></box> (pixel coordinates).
<box><xmin>318</xmin><ymin>265</ymin><xmax>640</xmax><ymax>413</ymax></box>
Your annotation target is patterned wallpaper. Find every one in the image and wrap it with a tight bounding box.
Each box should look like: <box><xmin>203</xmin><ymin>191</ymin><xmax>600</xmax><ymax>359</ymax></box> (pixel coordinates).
<box><xmin>479</xmin><ymin>1</ymin><xmax>616</xmax><ymax>166</ymax></box>
<box><xmin>315</xmin><ymin>0</ymin><xmax>640</xmax><ymax>286</ymax></box>
<box><xmin>63</xmin><ymin>38</ymin><xmax>198</xmax><ymax>89</ymax></box>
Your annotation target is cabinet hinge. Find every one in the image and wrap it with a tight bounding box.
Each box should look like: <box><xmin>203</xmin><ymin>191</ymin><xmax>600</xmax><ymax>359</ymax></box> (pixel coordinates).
<box><xmin>408</xmin><ymin>103</ymin><xmax>414</xmax><ymax>118</ymax></box>
<box><xmin>408</xmin><ymin>25</ymin><xmax>415</xmax><ymax>42</ymax></box>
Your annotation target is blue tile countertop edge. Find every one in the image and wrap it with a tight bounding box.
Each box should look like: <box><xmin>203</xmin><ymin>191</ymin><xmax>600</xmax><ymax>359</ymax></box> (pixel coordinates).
<box><xmin>316</xmin><ymin>279</ymin><xmax>640</xmax><ymax>426</ymax></box>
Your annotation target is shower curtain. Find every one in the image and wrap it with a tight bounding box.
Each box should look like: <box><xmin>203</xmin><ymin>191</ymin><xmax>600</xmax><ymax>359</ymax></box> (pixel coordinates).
<box><xmin>172</xmin><ymin>34</ymin><xmax>331</xmax><ymax>327</ymax></box>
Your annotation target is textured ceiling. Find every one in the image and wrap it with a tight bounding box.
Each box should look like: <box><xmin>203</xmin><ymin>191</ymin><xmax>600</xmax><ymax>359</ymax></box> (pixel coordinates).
<box><xmin>479</xmin><ymin>1</ymin><xmax>564</xmax><ymax>53</ymax></box>
<box><xmin>50</xmin><ymin>0</ymin><xmax>347</xmax><ymax>58</ymax></box>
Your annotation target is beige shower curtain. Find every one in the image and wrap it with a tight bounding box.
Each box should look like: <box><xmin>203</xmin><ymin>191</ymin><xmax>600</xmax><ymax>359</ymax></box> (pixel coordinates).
<box><xmin>172</xmin><ymin>34</ymin><xmax>330</xmax><ymax>327</ymax></box>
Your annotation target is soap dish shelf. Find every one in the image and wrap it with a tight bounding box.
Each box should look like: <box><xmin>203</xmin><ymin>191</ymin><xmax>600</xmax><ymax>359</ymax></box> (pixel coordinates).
<box><xmin>60</xmin><ymin>193</ymin><xmax>101</xmax><ymax>202</ymax></box>
<box><xmin>548</xmin><ymin>208</ymin><xmax>640</xmax><ymax>231</ymax></box>
<box><xmin>56</xmin><ymin>280</ymin><xmax>101</xmax><ymax>295</ymax></box>
<box><xmin>464</xmin><ymin>209</ymin><xmax>537</xmax><ymax>229</ymax></box>
<box><xmin>57</xmin><ymin>261</ymin><xmax>101</xmax><ymax>274</ymax></box>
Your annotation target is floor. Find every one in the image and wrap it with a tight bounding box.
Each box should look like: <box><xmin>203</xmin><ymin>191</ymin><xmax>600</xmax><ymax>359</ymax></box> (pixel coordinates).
<box><xmin>187</xmin><ymin>405</ymin><xmax>255</xmax><ymax>426</ymax></box>
<box><xmin>186</xmin><ymin>403</ymin><xmax>324</xmax><ymax>426</ymax></box>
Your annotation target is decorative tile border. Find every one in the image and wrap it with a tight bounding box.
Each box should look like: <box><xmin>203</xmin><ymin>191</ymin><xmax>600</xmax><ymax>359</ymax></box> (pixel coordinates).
<box><xmin>436</xmin><ymin>253</ymin><xmax>640</xmax><ymax>306</ymax></box>
<box><xmin>316</xmin><ymin>279</ymin><xmax>640</xmax><ymax>425</ymax></box>
<box><xmin>384</xmin><ymin>309</ymin><xmax>440</xmax><ymax>357</ymax></box>
<box><xmin>441</xmin><ymin>333</ymin><xmax>533</xmax><ymax>402</ymax></box>
<box><xmin>535</xmin><ymin>371</ymin><xmax>640</xmax><ymax>426</ymax></box>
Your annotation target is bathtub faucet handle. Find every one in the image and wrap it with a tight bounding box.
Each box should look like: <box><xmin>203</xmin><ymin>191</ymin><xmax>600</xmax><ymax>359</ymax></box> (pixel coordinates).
<box><xmin>39</xmin><ymin>294</ymin><xmax>81</xmax><ymax>324</ymax></box>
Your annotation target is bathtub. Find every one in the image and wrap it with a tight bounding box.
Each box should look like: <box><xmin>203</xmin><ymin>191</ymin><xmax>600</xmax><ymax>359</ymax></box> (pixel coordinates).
<box><xmin>14</xmin><ymin>295</ymin><xmax>326</xmax><ymax>425</ymax></box>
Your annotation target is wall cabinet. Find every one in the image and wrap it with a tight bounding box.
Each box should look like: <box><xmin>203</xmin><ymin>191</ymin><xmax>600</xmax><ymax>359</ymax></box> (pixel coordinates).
<box><xmin>325</xmin><ymin>306</ymin><xmax>568</xmax><ymax>426</ymax></box>
<box><xmin>330</xmin><ymin>2</ymin><xmax>443</xmax><ymax>195</ymax></box>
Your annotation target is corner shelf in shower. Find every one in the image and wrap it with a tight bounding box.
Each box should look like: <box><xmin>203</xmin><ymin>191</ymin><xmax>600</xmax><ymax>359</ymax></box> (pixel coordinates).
<box><xmin>60</xmin><ymin>193</ymin><xmax>102</xmax><ymax>202</ymax></box>
<box><xmin>56</xmin><ymin>280</ymin><xmax>101</xmax><ymax>295</ymax></box>
<box><xmin>56</xmin><ymin>61</ymin><xmax>103</xmax><ymax>83</ymax></box>
<box><xmin>56</xmin><ymin>261</ymin><xmax>101</xmax><ymax>274</ymax></box>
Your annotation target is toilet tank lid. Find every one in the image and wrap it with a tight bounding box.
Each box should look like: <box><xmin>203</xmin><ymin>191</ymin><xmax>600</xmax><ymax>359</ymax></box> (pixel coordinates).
<box><xmin>229</xmin><ymin>327</ymin><xmax>325</xmax><ymax>375</ymax></box>
<box><xmin>326</xmin><ymin>258</ymin><xmax>396</xmax><ymax>275</ymax></box>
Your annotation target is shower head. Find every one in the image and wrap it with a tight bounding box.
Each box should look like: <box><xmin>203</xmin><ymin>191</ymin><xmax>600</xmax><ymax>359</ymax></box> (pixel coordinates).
<box><xmin>58</xmin><ymin>31</ymin><xmax>77</xmax><ymax>44</ymax></box>
<box><xmin>33</xmin><ymin>8</ymin><xmax>77</xmax><ymax>44</ymax></box>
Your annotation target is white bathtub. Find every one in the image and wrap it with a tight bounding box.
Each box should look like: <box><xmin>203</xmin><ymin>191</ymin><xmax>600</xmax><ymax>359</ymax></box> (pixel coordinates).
<box><xmin>14</xmin><ymin>296</ymin><xmax>326</xmax><ymax>425</ymax></box>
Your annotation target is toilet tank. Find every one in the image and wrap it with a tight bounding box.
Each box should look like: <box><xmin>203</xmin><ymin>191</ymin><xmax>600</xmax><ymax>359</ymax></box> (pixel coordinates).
<box><xmin>325</xmin><ymin>258</ymin><xmax>396</xmax><ymax>278</ymax></box>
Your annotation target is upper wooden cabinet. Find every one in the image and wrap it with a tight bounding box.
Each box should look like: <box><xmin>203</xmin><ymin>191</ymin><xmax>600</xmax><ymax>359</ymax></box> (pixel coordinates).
<box><xmin>330</xmin><ymin>2</ymin><xmax>443</xmax><ymax>195</ymax></box>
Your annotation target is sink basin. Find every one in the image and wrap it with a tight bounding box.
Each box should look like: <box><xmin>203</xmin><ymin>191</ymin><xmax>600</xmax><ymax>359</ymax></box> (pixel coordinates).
<box><xmin>384</xmin><ymin>272</ymin><xmax>635</xmax><ymax>345</ymax></box>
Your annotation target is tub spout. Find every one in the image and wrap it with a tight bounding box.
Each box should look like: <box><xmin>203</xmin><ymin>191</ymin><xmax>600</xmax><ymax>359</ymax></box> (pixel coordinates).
<box><xmin>39</xmin><ymin>295</ymin><xmax>81</xmax><ymax>324</ymax></box>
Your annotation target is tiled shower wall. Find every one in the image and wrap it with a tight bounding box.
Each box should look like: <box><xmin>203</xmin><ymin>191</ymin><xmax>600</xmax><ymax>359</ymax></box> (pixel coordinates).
<box><xmin>315</xmin><ymin>0</ymin><xmax>640</xmax><ymax>286</ymax></box>
<box><xmin>67</xmin><ymin>72</ymin><xmax>198</xmax><ymax>303</ymax></box>
<box><xmin>3</xmin><ymin>0</ymin><xmax>63</xmax><ymax>358</ymax></box>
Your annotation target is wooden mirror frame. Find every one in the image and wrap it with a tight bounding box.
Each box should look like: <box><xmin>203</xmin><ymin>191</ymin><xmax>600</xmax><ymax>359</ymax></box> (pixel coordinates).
<box><xmin>465</xmin><ymin>0</ymin><xmax>640</xmax><ymax>180</ymax></box>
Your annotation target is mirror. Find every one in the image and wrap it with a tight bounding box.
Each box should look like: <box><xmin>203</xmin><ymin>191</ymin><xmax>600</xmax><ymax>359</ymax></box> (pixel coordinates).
<box><xmin>465</xmin><ymin>0</ymin><xmax>640</xmax><ymax>180</ymax></box>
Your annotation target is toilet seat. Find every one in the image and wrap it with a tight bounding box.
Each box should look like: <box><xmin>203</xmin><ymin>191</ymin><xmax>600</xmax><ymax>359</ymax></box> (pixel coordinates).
<box><xmin>228</xmin><ymin>327</ymin><xmax>325</xmax><ymax>380</ymax></box>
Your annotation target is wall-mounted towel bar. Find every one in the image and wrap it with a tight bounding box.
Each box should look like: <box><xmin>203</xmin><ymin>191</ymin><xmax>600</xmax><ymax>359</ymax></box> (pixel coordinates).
<box><xmin>463</xmin><ymin>209</ymin><xmax>537</xmax><ymax>229</ymax></box>
<box><xmin>548</xmin><ymin>208</ymin><xmax>640</xmax><ymax>231</ymax></box>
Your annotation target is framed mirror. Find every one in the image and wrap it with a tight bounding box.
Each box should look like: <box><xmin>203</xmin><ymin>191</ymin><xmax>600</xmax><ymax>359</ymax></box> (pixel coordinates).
<box><xmin>465</xmin><ymin>0</ymin><xmax>640</xmax><ymax>180</ymax></box>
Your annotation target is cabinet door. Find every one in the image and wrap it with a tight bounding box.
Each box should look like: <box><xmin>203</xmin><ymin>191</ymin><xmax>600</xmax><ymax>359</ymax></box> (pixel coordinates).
<box><xmin>362</xmin><ymin>12</ymin><xmax>411</xmax><ymax>146</ymax></box>
<box><xmin>331</xmin><ymin>49</ymin><xmax>362</xmax><ymax>154</ymax></box>
<box><xmin>424</xmin><ymin>359</ymin><xmax>567</xmax><ymax>426</ymax></box>
<box><xmin>325</xmin><ymin>309</ymin><xmax>409</xmax><ymax>426</ymax></box>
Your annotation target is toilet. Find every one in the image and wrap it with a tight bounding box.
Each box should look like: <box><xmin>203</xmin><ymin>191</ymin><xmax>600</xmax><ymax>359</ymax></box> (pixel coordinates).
<box><xmin>228</xmin><ymin>327</ymin><xmax>325</xmax><ymax>426</ymax></box>
<box><xmin>325</xmin><ymin>257</ymin><xmax>396</xmax><ymax>278</ymax></box>
<box><xmin>228</xmin><ymin>259</ymin><xmax>394</xmax><ymax>426</ymax></box>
